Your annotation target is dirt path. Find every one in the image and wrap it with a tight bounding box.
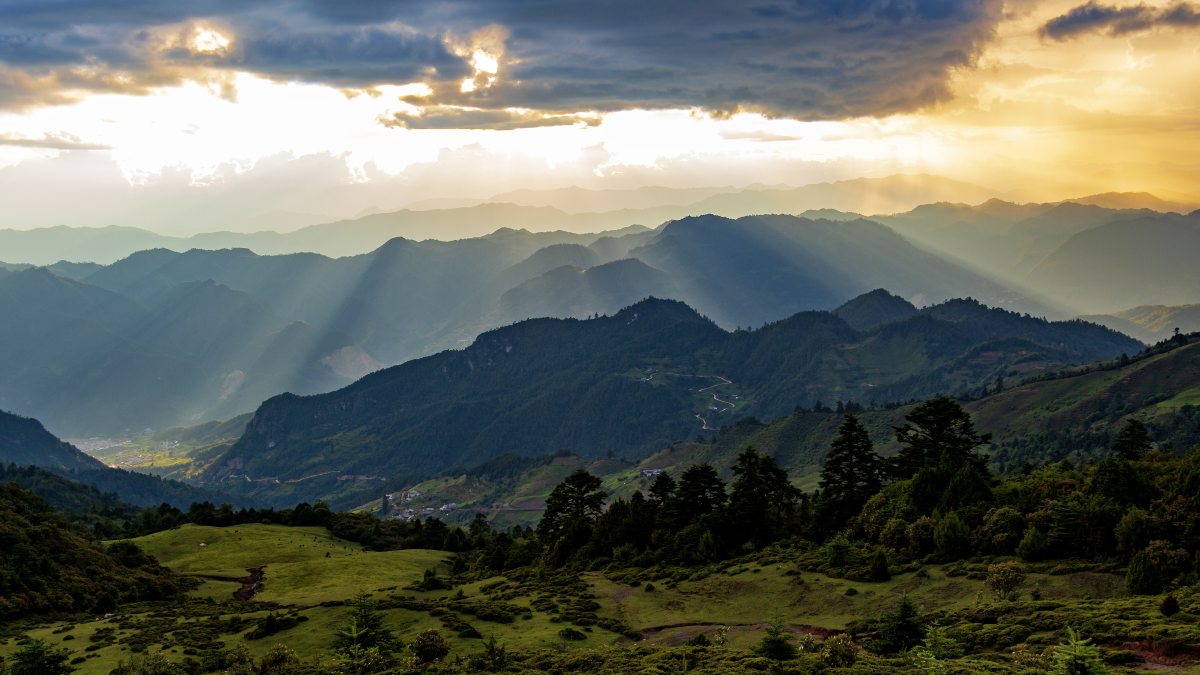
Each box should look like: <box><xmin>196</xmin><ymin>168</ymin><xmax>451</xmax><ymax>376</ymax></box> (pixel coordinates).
<box><xmin>195</xmin><ymin>567</ymin><xmax>266</xmax><ymax>601</ymax></box>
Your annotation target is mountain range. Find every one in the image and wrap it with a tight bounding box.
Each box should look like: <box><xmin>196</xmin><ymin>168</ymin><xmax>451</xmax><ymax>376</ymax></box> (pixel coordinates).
<box><xmin>189</xmin><ymin>293</ymin><xmax>1139</xmax><ymax>501</ymax></box>
<box><xmin>1</xmin><ymin>212</ymin><xmax>1069</xmax><ymax>437</ymax></box>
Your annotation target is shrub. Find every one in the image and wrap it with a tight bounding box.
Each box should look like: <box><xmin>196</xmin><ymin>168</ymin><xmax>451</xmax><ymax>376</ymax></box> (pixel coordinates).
<box><xmin>110</xmin><ymin>649</ymin><xmax>183</xmax><ymax>675</ymax></box>
<box><xmin>907</xmin><ymin>517</ymin><xmax>937</xmax><ymax>556</ymax></box>
<box><xmin>796</xmin><ymin>634</ymin><xmax>817</xmax><ymax>653</ymax></box>
<box><xmin>1018</xmin><ymin>529</ymin><xmax>1051</xmax><ymax>562</ymax></box>
<box><xmin>844</xmin><ymin>587</ymin><xmax>858</xmax><ymax>596</ymax></box>
<box><xmin>644</xmin><ymin>583</ymin><xmax>655</xmax><ymax>592</ymax></box>
<box><xmin>558</xmin><ymin>628</ymin><xmax>586</xmax><ymax>641</ymax></box>
<box><xmin>684</xmin><ymin>633</ymin><xmax>711</xmax><ymax>647</ymax></box>
<box><xmin>409</xmin><ymin>630</ymin><xmax>451</xmax><ymax>664</ymax></box>
<box><xmin>1160</xmin><ymin>594</ymin><xmax>1180</xmax><ymax>616</ymax></box>
<box><xmin>1126</xmin><ymin>551</ymin><xmax>1163</xmax><ymax>595</ymax></box>
<box><xmin>825</xmin><ymin>533</ymin><xmax>852</xmax><ymax>567</ymax></box>
<box><xmin>821</xmin><ymin>634</ymin><xmax>858</xmax><ymax>667</ymax></box>
<box><xmin>880</xmin><ymin>518</ymin><xmax>909</xmax><ymax>552</ymax></box>
<box><xmin>6</xmin><ymin>639</ymin><xmax>78</xmax><ymax>675</ymax></box>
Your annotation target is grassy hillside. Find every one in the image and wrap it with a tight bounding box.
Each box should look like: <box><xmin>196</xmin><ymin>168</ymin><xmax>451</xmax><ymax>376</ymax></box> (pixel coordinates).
<box><xmin>1</xmin><ymin>522</ymin><xmax>1182</xmax><ymax>675</ymax></box>
<box><xmin>969</xmin><ymin>334</ymin><xmax>1200</xmax><ymax>468</ymax></box>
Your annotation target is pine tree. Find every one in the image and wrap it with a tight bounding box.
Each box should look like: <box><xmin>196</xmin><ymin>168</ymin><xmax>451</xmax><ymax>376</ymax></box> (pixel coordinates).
<box><xmin>872</xmin><ymin>596</ymin><xmax>926</xmax><ymax>654</ymax></box>
<box><xmin>670</xmin><ymin>464</ymin><xmax>727</xmax><ymax>529</ymax></box>
<box><xmin>891</xmin><ymin>397</ymin><xmax>992</xmax><ymax>480</ymax></box>
<box><xmin>1111</xmin><ymin>418</ymin><xmax>1153</xmax><ymax>461</ymax></box>
<box><xmin>1050</xmin><ymin>626</ymin><xmax>1107</xmax><ymax>675</ymax></box>
<box><xmin>536</xmin><ymin>469</ymin><xmax>606</xmax><ymax>544</ymax></box>
<box><xmin>727</xmin><ymin>446</ymin><xmax>802</xmax><ymax>548</ymax></box>
<box><xmin>750</xmin><ymin>617</ymin><xmax>799</xmax><ymax>660</ymax></box>
<box><xmin>333</xmin><ymin>590</ymin><xmax>401</xmax><ymax>656</ymax></box>
<box><xmin>818</xmin><ymin>414</ymin><xmax>884</xmax><ymax>517</ymax></box>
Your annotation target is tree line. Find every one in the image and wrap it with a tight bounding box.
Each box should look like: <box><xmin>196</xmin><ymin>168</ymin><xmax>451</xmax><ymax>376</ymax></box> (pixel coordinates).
<box><xmin>470</xmin><ymin>396</ymin><xmax>1198</xmax><ymax>595</ymax></box>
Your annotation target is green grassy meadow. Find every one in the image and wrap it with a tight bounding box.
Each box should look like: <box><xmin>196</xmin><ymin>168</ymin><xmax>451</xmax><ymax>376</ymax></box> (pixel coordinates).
<box><xmin>3</xmin><ymin>521</ymin><xmax>1194</xmax><ymax>675</ymax></box>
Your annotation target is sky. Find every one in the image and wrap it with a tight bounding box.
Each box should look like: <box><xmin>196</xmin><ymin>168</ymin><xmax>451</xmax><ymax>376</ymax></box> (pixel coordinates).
<box><xmin>1</xmin><ymin>0</ymin><xmax>1198</xmax><ymax>233</ymax></box>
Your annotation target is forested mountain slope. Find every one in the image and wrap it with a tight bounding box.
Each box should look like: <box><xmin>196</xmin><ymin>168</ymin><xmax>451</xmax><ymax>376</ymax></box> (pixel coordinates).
<box><xmin>0</xmin><ymin>409</ymin><xmax>246</xmax><ymax>508</ymax></box>
<box><xmin>199</xmin><ymin>295</ymin><xmax>1139</xmax><ymax>494</ymax></box>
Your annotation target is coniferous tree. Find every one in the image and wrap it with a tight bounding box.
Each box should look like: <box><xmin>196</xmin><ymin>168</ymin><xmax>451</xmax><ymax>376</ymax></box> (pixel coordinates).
<box><xmin>536</xmin><ymin>469</ymin><xmax>606</xmax><ymax>544</ymax></box>
<box><xmin>872</xmin><ymin>596</ymin><xmax>926</xmax><ymax>654</ymax></box>
<box><xmin>1050</xmin><ymin>626</ymin><xmax>1107</xmax><ymax>675</ymax></box>
<box><xmin>669</xmin><ymin>464</ymin><xmax>726</xmax><ymax>530</ymax></box>
<box><xmin>726</xmin><ymin>446</ymin><xmax>802</xmax><ymax>548</ymax></box>
<box><xmin>1111</xmin><ymin>418</ymin><xmax>1153</xmax><ymax>461</ymax></box>
<box><xmin>333</xmin><ymin>590</ymin><xmax>401</xmax><ymax>656</ymax></box>
<box><xmin>891</xmin><ymin>397</ymin><xmax>992</xmax><ymax>479</ymax></box>
<box><xmin>818</xmin><ymin>414</ymin><xmax>884</xmax><ymax>526</ymax></box>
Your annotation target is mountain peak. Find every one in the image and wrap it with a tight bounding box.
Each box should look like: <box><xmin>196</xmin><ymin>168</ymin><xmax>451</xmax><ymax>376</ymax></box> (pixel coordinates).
<box><xmin>611</xmin><ymin>296</ymin><xmax>708</xmax><ymax>325</ymax></box>
<box><xmin>832</xmin><ymin>289</ymin><xmax>918</xmax><ymax>330</ymax></box>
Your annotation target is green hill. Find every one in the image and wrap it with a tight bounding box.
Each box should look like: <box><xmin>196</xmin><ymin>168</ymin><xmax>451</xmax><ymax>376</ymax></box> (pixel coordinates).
<box><xmin>0</xmin><ymin>409</ymin><xmax>106</xmax><ymax>472</ymax></box>
<box><xmin>0</xmin><ymin>482</ymin><xmax>186</xmax><ymax>621</ymax></box>
<box><xmin>832</xmin><ymin>288</ymin><xmax>917</xmax><ymax>330</ymax></box>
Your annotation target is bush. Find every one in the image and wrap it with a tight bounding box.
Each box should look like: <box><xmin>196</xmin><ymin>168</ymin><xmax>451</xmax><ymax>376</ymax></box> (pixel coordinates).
<box><xmin>684</xmin><ymin>633</ymin><xmax>711</xmax><ymax>647</ymax></box>
<box><xmin>987</xmin><ymin>562</ymin><xmax>1026</xmax><ymax>601</ymax></box>
<box><xmin>558</xmin><ymin>628</ymin><xmax>586</xmax><ymax>641</ymax></box>
<box><xmin>1126</xmin><ymin>551</ymin><xmax>1163</xmax><ymax>595</ymax></box>
<box><xmin>1018</xmin><ymin>529</ymin><xmax>1051</xmax><ymax>562</ymax></box>
<box><xmin>644</xmin><ymin>583</ymin><xmax>655</xmax><ymax>592</ymax></box>
<box><xmin>5</xmin><ymin>639</ymin><xmax>77</xmax><ymax>675</ymax></box>
<box><xmin>821</xmin><ymin>634</ymin><xmax>858</xmax><ymax>667</ymax></box>
<box><xmin>1161</xmin><ymin>594</ymin><xmax>1180</xmax><ymax>616</ymax></box>
<box><xmin>409</xmin><ymin>630</ymin><xmax>451</xmax><ymax>664</ymax></box>
<box><xmin>844</xmin><ymin>587</ymin><xmax>858</xmax><ymax>596</ymax></box>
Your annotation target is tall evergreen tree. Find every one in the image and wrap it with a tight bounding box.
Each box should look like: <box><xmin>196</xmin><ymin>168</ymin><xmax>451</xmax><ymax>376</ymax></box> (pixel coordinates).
<box><xmin>891</xmin><ymin>397</ymin><xmax>992</xmax><ymax>479</ymax></box>
<box><xmin>669</xmin><ymin>464</ymin><xmax>726</xmax><ymax>530</ymax></box>
<box><xmin>818</xmin><ymin>414</ymin><xmax>884</xmax><ymax>521</ymax></box>
<box><xmin>726</xmin><ymin>446</ymin><xmax>802</xmax><ymax>548</ymax></box>
<box><xmin>536</xmin><ymin>469</ymin><xmax>606</xmax><ymax>544</ymax></box>
<box><xmin>1112</xmin><ymin>418</ymin><xmax>1153</xmax><ymax>461</ymax></box>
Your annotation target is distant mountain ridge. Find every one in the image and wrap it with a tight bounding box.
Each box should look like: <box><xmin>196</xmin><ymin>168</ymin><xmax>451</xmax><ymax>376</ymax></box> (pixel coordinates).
<box><xmin>195</xmin><ymin>294</ymin><xmax>1139</xmax><ymax>499</ymax></box>
<box><xmin>1075</xmin><ymin>303</ymin><xmax>1200</xmax><ymax>344</ymax></box>
<box><xmin>0</xmin><ymin>409</ymin><xmax>248</xmax><ymax>508</ymax></box>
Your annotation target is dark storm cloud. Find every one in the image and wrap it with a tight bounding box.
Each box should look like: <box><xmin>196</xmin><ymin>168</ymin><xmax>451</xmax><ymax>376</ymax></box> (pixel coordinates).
<box><xmin>1039</xmin><ymin>1</ymin><xmax>1200</xmax><ymax>40</ymax></box>
<box><xmin>0</xmin><ymin>0</ymin><xmax>1006</xmax><ymax>121</ymax></box>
